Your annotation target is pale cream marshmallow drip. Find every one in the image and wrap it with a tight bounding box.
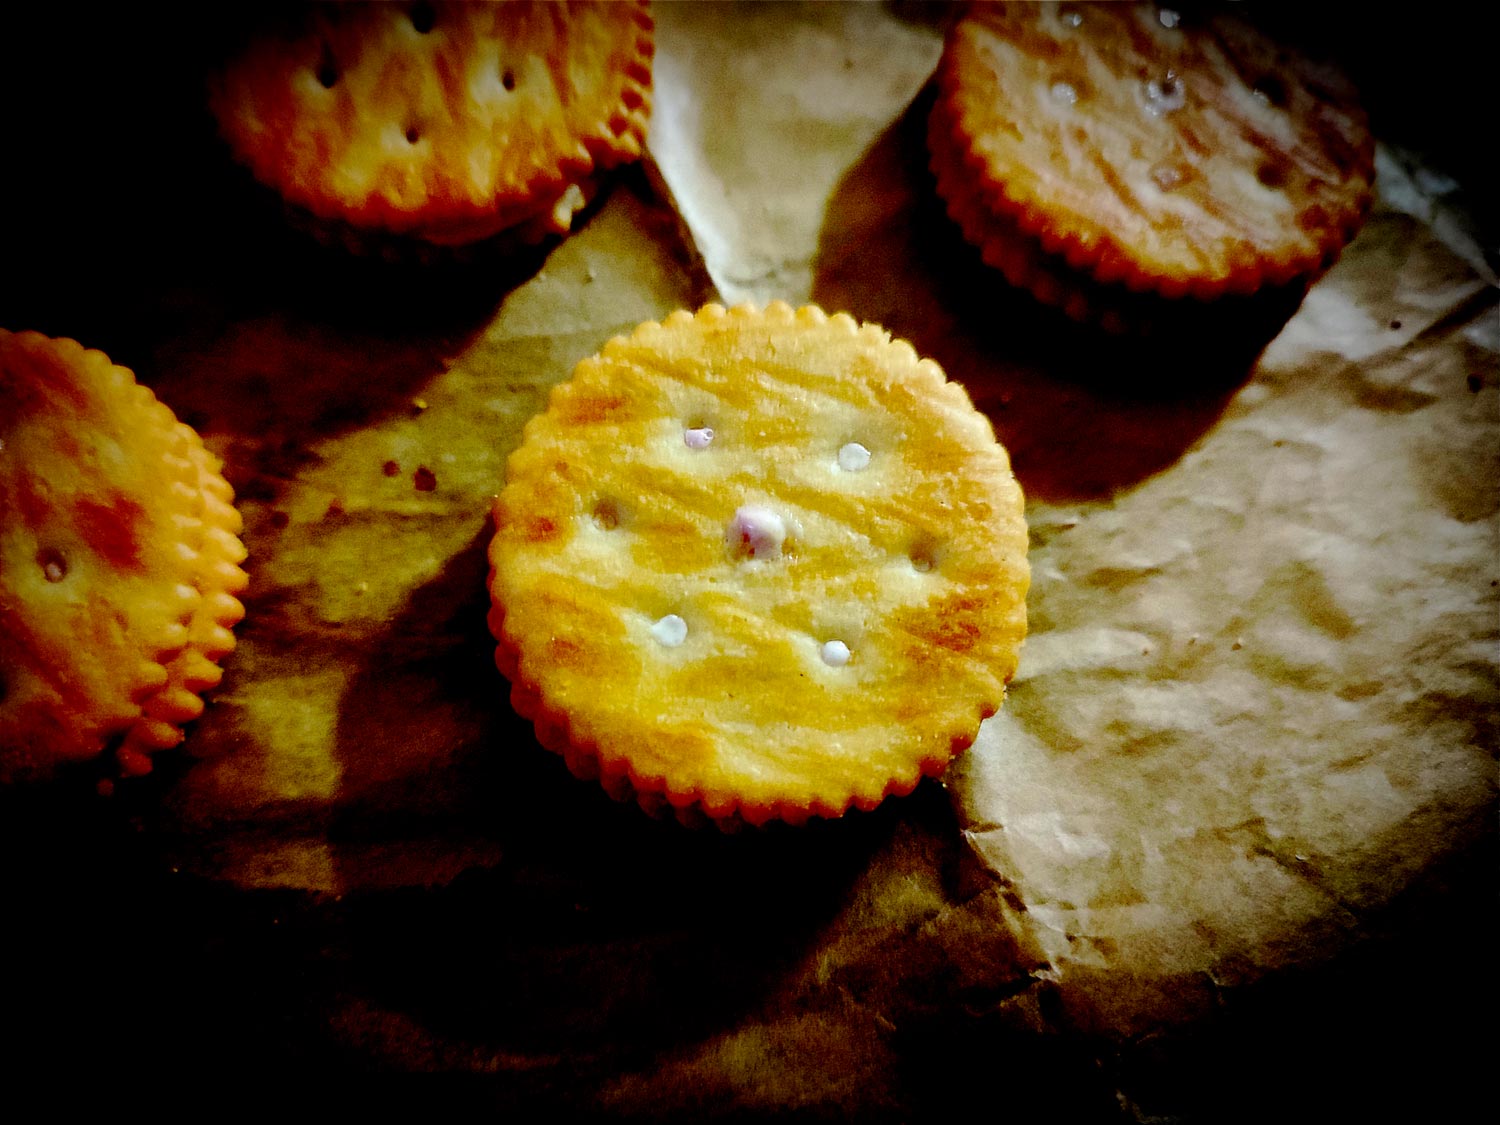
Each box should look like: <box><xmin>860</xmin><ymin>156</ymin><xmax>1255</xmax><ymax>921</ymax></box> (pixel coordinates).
<box><xmin>838</xmin><ymin>442</ymin><xmax>872</xmax><ymax>471</ymax></box>
<box><xmin>820</xmin><ymin>640</ymin><xmax>851</xmax><ymax>667</ymax></box>
<box><xmin>726</xmin><ymin>505</ymin><xmax>787</xmax><ymax>561</ymax></box>
<box><xmin>1049</xmin><ymin>81</ymin><xmax>1078</xmax><ymax>106</ymax></box>
<box><xmin>651</xmin><ymin>614</ymin><xmax>688</xmax><ymax>647</ymax></box>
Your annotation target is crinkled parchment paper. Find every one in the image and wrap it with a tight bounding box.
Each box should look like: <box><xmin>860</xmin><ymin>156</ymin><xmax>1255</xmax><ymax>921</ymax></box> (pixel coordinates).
<box><xmin>646</xmin><ymin>0</ymin><xmax>1499</xmax><ymax>1078</ymax></box>
<box><xmin>3</xmin><ymin>1</ymin><xmax>1494</xmax><ymax>1114</ymax></box>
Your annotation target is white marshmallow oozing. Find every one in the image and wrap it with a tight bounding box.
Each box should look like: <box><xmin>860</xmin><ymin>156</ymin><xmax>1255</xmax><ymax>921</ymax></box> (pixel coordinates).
<box><xmin>837</xmin><ymin>442</ymin><xmax>871</xmax><ymax>472</ymax></box>
<box><xmin>726</xmin><ymin>505</ymin><xmax>787</xmax><ymax>561</ymax></box>
<box><xmin>651</xmin><ymin>614</ymin><xmax>688</xmax><ymax>647</ymax></box>
<box><xmin>820</xmin><ymin>640</ymin><xmax>851</xmax><ymax>667</ymax></box>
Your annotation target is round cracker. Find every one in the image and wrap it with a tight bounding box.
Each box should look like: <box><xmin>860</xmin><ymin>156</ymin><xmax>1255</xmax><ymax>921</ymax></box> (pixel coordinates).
<box><xmin>488</xmin><ymin>303</ymin><xmax>1030</xmax><ymax>827</ymax></box>
<box><xmin>933</xmin><ymin>2</ymin><xmax>1373</xmax><ymax>303</ymax></box>
<box><xmin>0</xmin><ymin>332</ymin><xmax>247</xmax><ymax>779</ymax></box>
<box><xmin>210</xmin><ymin>0</ymin><xmax>654</xmax><ymax>247</ymax></box>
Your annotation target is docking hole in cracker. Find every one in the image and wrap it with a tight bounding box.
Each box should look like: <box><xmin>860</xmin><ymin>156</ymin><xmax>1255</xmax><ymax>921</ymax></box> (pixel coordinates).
<box><xmin>0</xmin><ymin>331</ymin><xmax>249</xmax><ymax>781</ymax></box>
<box><xmin>487</xmin><ymin>302</ymin><xmax>1030</xmax><ymax>828</ymax></box>
<box><xmin>210</xmin><ymin>0</ymin><xmax>655</xmax><ymax>254</ymax></box>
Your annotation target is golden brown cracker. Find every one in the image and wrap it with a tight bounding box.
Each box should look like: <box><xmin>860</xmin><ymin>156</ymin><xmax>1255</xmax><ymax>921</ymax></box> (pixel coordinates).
<box><xmin>488</xmin><ymin>302</ymin><xmax>1029</xmax><ymax>826</ymax></box>
<box><xmin>116</xmin><ymin>436</ymin><xmax>249</xmax><ymax>775</ymax></box>
<box><xmin>0</xmin><ymin>332</ymin><xmax>247</xmax><ymax>779</ymax></box>
<box><xmin>211</xmin><ymin>0</ymin><xmax>654</xmax><ymax>248</ymax></box>
<box><xmin>932</xmin><ymin>2</ymin><xmax>1373</xmax><ymax>311</ymax></box>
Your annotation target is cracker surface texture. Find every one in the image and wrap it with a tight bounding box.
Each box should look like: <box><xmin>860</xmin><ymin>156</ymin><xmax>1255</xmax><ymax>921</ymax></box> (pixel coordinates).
<box><xmin>211</xmin><ymin>0</ymin><xmax>654</xmax><ymax>246</ymax></box>
<box><xmin>932</xmin><ymin>2</ymin><xmax>1373</xmax><ymax>307</ymax></box>
<box><xmin>0</xmin><ymin>332</ymin><xmax>248</xmax><ymax>779</ymax></box>
<box><xmin>488</xmin><ymin>302</ymin><xmax>1029</xmax><ymax>826</ymax></box>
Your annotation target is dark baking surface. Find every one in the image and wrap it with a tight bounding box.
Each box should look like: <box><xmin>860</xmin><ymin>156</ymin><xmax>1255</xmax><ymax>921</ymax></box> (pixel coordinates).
<box><xmin>7</xmin><ymin>777</ymin><xmax>1493</xmax><ymax>1116</ymax></box>
<box><xmin>3</xmin><ymin>4</ymin><xmax>1494</xmax><ymax>1114</ymax></box>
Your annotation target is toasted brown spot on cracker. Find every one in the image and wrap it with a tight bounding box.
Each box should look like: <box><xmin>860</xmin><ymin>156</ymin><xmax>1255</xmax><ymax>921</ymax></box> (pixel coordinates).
<box><xmin>75</xmin><ymin>493</ymin><xmax>146</xmax><ymax>571</ymax></box>
<box><xmin>523</xmin><ymin>515</ymin><xmax>560</xmax><ymax>543</ymax></box>
<box><xmin>1257</xmin><ymin>158</ymin><xmax>1290</xmax><ymax>189</ymax></box>
<box><xmin>591</xmin><ymin>499</ymin><xmax>622</xmax><ymax>531</ymax></box>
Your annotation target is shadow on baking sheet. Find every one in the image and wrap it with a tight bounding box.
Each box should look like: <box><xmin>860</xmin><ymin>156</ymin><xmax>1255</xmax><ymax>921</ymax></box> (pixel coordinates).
<box><xmin>72</xmin><ymin>523</ymin><xmax>971</xmax><ymax>1078</ymax></box>
<box><xmin>811</xmin><ymin>92</ymin><xmax>1304</xmax><ymax>505</ymax></box>
<box><xmin>275</xmin><ymin>529</ymin><xmax>968</xmax><ymax>1071</ymax></box>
